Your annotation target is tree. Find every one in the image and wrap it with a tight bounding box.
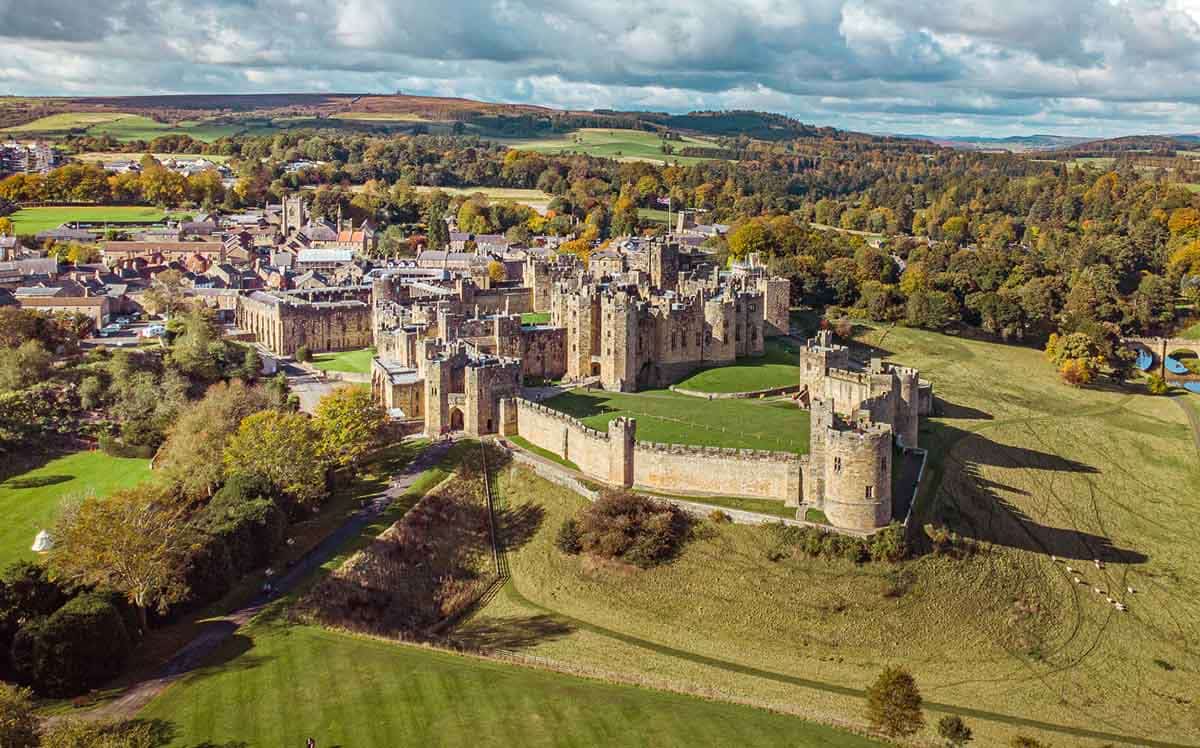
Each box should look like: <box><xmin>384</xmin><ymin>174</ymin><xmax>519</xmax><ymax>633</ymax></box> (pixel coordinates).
<box><xmin>313</xmin><ymin>386</ymin><xmax>387</xmax><ymax>469</ymax></box>
<box><xmin>141</xmin><ymin>269</ymin><xmax>187</xmax><ymax>319</ymax></box>
<box><xmin>865</xmin><ymin>666</ymin><xmax>925</xmax><ymax>737</ymax></box>
<box><xmin>937</xmin><ymin>715</ymin><xmax>973</xmax><ymax>747</ymax></box>
<box><xmin>224</xmin><ymin>410</ymin><xmax>328</xmax><ymax>510</ymax></box>
<box><xmin>0</xmin><ymin>217</ymin><xmax>13</xmax><ymax>237</ymax></box>
<box><xmin>295</xmin><ymin>345</ymin><xmax>312</xmax><ymax>362</ymax></box>
<box><xmin>1010</xmin><ymin>737</ymin><xmax>1051</xmax><ymax>748</ymax></box>
<box><xmin>158</xmin><ymin>380</ymin><xmax>272</xmax><ymax>499</ymax></box>
<box><xmin>0</xmin><ymin>340</ymin><xmax>52</xmax><ymax>392</ymax></box>
<box><xmin>238</xmin><ymin>346</ymin><xmax>262</xmax><ymax>382</ymax></box>
<box><xmin>169</xmin><ymin>307</ymin><xmax>223</xmax><ymax>381</ymax></box>
<box><xmin>727</xmin><ymin>218</ymin><xmax>770</xmax><ymax>260</ymax></box>
<box><xmin>487</xmin><ymin>260</ymin><xmax>507</xmax><ymax>284</ymax></box>
<box><xmin>49</xmin><ymin>486</ymin><xmax>192</xmax><ymax>632</ymax></box>
<box><xmin>0</xmin><ymin>683</ymin><xmax>38</xmax><ymax>748</ymax></box>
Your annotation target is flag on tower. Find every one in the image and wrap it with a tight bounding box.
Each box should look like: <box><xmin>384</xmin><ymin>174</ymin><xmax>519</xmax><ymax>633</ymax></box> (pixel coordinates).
<box><xmin>656</xmin><ymin>196</ymin><xmax>671</xmax><ymax>206</ymax></box>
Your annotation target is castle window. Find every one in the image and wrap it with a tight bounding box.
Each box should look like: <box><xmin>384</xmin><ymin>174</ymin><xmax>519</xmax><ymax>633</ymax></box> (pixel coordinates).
<box><xmin>880</xmin><ymin>454</ymin><xmax>887</xmax><ymax>470</ymax></box>
<box><xmin>865</xmin><ymin>485</ymin><xmax>873</xmax><ymax>499</ymax></box>
<box><xmin>833</xmin><ymin>456</ymin><xmax>842</xmax><ymax>473</ymax></box>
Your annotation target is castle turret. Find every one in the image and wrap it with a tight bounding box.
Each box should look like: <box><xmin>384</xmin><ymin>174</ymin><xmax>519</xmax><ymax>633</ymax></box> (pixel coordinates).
<box><xmin>894</xmin><ymin>366</ymin><xmax>920</xmax><ymax>449</ymax></box>
<box><xmin>822</xmin><ymin>423</ymin><xmax>892</xmax><ymax>531</ymax></box>
<box><xmin>608</xmin><ymin>417</ymin><xmax>637</xmax><ymax>486</ymax></box>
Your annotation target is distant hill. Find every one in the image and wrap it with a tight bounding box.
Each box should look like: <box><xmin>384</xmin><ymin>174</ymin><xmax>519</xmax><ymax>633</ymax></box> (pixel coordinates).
<box><xmin>1047</xmin><ymin>134</ymin><xmax>1200</xmax><ymax>157</ymax></box>
<box><xmin>894</xmin><ymin>133</ymin><xmax>1092</xmax><ymax>152</ymax></box>
<box><xmin>0</xmin><ymin>93</ymin><xmax>891</xmax><ymax>144</ymax></box>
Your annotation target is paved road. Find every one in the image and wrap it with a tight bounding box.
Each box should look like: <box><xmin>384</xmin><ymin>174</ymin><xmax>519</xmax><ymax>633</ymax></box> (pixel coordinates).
<box><xmin>281</xmin><ymin>362</ymin><xmax>343</xmax><ymax>413</ymax></box>
<box><xmin>70</xmin><ymin>438</ymin><xmax>453</xmax><ymax>724</ymax></box>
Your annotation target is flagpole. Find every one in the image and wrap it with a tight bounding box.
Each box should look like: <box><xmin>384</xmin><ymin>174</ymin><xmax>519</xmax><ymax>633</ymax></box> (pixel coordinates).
<box><xmin>667</xmin><ymin>196</ymin><xmax>671</xmax><ymax>236</ymax></box>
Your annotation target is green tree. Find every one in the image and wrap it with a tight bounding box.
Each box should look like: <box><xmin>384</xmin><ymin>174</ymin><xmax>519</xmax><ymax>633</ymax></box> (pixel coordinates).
<box><xmin>0</xmin><ymin>683</ymin><xmax>38</xmax><ymax>748</ymax></box>
<box><xmin>224</xmin><ymin>410</ymin><xmax>328</xmax><ymax>511</ymax></box>
<box><xmin>865</xmin><ymin>666</ymin><xmax>925</xmax><ymax>737</ymax></box>
<box><xmin>313</xmin><ymin>386</ymin><xmax>387</xmax><ymax>469</ymax></box>
<box><xmin>169</xmin><ymin>307</ymin><xmax>223</xmax><ymax>381</ymax></box>
<box><xmin>727</xmin><ymin>218</ymin><xmax>771</xmax><ymax>260</ymax></box>
<box><xmin>158</xmin><ymin>380</ymin><xmax>272</xmax><ymax>499</ymax></box>
<box><xmin>937</xmin><ymin>715</ymin><xmax>973</xmax><ymax>747</ymax></box>
<box><xmin>941</xmin><ymin>216</ymin><xmax>969</xmax><ymax>245</ymax></box>
<box><xmin>49</xmin><ymin>486</ymin><xmax>192</xmax><ymax>632</ymax></box>
<box><xmin>425</xmin><ymin>193</ymin><xmax>450</xmax><ymax>250</ymax></box>
<box><xmin>0</xmin><ymin>340</ymin><xmax>52</xmax><ymax>392</ymax></box>
<box><xmin>1010</xmin><ymin>737</ymin><xmax>1051</xmax><ymax>748</ymax></box>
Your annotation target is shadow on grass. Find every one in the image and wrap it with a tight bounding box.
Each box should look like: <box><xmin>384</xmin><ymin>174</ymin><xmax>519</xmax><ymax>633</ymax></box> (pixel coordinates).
<box><xmin>2</xmin><ymin>473</ymin><xmax>74</xmax><ymax>489</ymax></box>
<box><xmin>449</xmin><ymin>613</ymin><xmax>575</xmax><ymax>651</ymax></box>
<box><xmin>919</xmin><ymin>420</ymin><xmax>1147</xmax><ymax>564</ymax></box>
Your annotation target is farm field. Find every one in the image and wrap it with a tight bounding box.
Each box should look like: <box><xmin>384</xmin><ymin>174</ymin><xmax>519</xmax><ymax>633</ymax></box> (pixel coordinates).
<box><xmin>412</xmin><ymin>185</ymin><xmax>553</xmax><ymax>214</ymax></box>
<box><xmin>1</xmin><ymin>112</ymin><xmax>247</xmax><ymax>142</ymax></box>
<box><xmin>468</xmin><ymin>325</ymin><xmax>1200</xmax><ymax>747</ymax></box>
<box><xmin>74</xmin><ymin>151</ymin><xmax>233</xmax><ymax>164</ymax></box>
<box><xmin>543</xmin><ymin>388</ymin><xmax>811</xmax><ymax>454</ymax></box>
<box><xmin>502</xmin><ymin>128</ymin><xmax>723</xmax><ymax>165</ymax></box>
<box><xmin>0</xmin><ymin>451</ymin><xmax>152</xmax><ymax>569</ymax></box>
<box><xmin>310</xmin><ymin>347</ymin><xmax>375</xmax><ymax>375</ymax></box>
<box><xmin>7</xmin><ymin>205</ymin><xmax>175</xmax><ymax>234</ymax></box>
<box><xmin>673</xmin><ymin>338</ymin><xmax>801</xmax><ymax>393</ymax></box>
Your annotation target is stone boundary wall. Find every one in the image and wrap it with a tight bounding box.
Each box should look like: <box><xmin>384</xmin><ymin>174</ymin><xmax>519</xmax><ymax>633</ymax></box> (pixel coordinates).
<box><xmin>513</xmin><ymin>398</ymin><xmax>804</xmax><ymax>504</ymax></box>
<box><xmin>504</xmin><ymin>447</ymin><xmax>856</xmax><ymax>533</ymax></box>
<box><xmin>669</xmin><ymin>383</ymin><xmax>802</xmax><ymax>400</ymax></box>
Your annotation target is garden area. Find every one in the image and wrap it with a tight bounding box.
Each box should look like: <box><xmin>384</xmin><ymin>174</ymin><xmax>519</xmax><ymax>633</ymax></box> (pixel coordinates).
<box><xmin>672</xmin><ymin>338</ymin><xmax>801</xmax><ymax>394</ymax></box>
<box><xmin>543</xmin><ymin>388</ymin><xmax>811</xmax><ymax>454</ymax></box>
<box><xmin>310</xmin><ymin>347</ymin><xmax>375</xmax><ymax>375</ymax></box>
<box><xmin>0</xmin><ymin>451</ymin><xmax>152</xmax><ymax>569</ymax></box>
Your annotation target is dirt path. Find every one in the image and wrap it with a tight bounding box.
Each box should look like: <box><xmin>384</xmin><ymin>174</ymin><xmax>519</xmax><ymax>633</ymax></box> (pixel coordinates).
<box><xmin>64</xmin><ymin>439</ymin><xmax>453</xmax><ymax>725</ymax></box>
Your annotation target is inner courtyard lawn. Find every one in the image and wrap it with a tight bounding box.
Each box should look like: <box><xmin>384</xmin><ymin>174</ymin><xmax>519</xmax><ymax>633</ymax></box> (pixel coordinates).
<box><xmin>673</xmin><ymin>338</ymin><xmax>801</xmax><ymax>393</ymax></box>
<box><xmin>0</xmin><ymin>451</ymin><xmax>152</xmax><ymax>569</ymax></box>
<box><xmin>544</xmin><ymin>388</ymin><xmax>811</xmax><ymax>454</ymax></box>
<box><xmin>310</xmin><ymin>347</ymin><xmax>375</xmax><ymax>375</ymax></box>
<box><xmin>139</xmin><ymin>619</ymin><xmax>882</xmax><ymax>748</ymax></box>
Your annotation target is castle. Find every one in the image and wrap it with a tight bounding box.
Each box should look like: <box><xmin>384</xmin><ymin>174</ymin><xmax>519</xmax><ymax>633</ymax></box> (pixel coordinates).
<box><xmin>361</xmin><ymin>239</ymin><xmax>929</xmax><ymax>534</ymax></box>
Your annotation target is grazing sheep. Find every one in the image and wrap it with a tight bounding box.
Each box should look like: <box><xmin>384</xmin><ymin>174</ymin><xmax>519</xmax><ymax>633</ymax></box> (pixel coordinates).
<box><xmin>1115</xmin><ymin>603</ymin><xmax>1128</xmax><ymax>612</ymax></box>
<box><xmin>1074</xmin><ymin>577</ymin><xmax>1083</xmax><ymax>584</ymax></box>
<box><xmin>1127</xmin><ymin>586</ymin><xmax>1135</xmax><ymax>594</ymax></box>
<box><xmin>1093</xmin><ymin>587</ymin><xmax>1104</xmax><ymax>594</ymax></box>
<box><xmin>1066</xmin><ymin>565</ymin><xmax>1075</xmax><ymax>573</ymax></box>
<box><xmin>1051</xmin><ymin>555</ymin><xmax>1058</xmax><ymax>562</ymax></box>
<box><xmin>1106</xmin><ymin>596</ymin><xmax>1115</xmax><ymax>604</ymax></box>
<box><xmin>1094</xmin><ymin>558</ymin><xmax>1104</xmax><ymax>569</ymax></box>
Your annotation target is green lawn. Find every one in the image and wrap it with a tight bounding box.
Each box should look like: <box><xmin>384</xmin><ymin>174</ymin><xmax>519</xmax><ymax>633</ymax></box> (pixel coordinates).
<box><xmin>310</xmin><ymin>348</ymin><xmax>375</xmax><ymax>375</ymax></box>
<box><xmin>521</xmin><ymin>311</ymin><xmax>552</xmax><ymax>325</ymax></box>
<box><xmin>544</xmin><ymin>388</ymin><xmax>810</xmax><ymax>454</ymax></box>
<box><xmin>674</xmin><ymin>338</ymin><xmax>801</xmax><ymax>393</ymax></box>
<box><xmin>508</xmin><ymin>434</ymin><xmax>581</xmax><ymax>471</ymax></box>
<box><xmin>638</xmin><ymin>207</ymin><xmax>672</xmax><ymax>224</ymax></box>
<box><xmin>1180</xmin><ymin>321</ymin><xmax>1200</xmax><ymax>340</ymax></box>
<box><xmin>0</xmin><ymin>451</ymin><xmax>152</xmax><ymax>569</ymax></box>
<box><xmin>140</xmin><ymin>619</ymin><xmax>878</xmax><ymax>748</ymax></box>
<box><xmin>8</xmin><ymin>205</ymin><xmax>173</xmax><ymax>234</ymax></box>
<box><xmin>502</xmin><ymin>128</ymin><xmax>722</xmax><ymax>166</ymax></box>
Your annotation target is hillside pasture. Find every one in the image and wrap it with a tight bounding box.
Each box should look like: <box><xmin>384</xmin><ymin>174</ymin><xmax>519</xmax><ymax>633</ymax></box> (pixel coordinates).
<box><xmin>543</xmin><ymin>388</ymin><xmax>811</xmax><ymax>454</ymax></box>
<box><xmin>469</xmin><ymin>324</ymin><xmax>1200</xmax><ymax>747</ymax></box>
<box><xmin>501</xmin><ymin>128</ymin><xmax>724</xmax><ymax>165</ymax></box>
<box><xmin>0</xmin><ymin>111</ymin><xmax>248</xmax><ymax>142</ymax></box>
<box><xmin>0</xmin><ymin>111</ymin><xmax>135</xmax><ymax>134</ymax></box>
<box><xmin>7</xmin><ymin>205</ymin><xmax>174</xmax><ymax>234</ymax></box>
<box><xmin>0</xmin><ymin>451</ymin><xmax>152</xmax><ymax>569</ymax></box>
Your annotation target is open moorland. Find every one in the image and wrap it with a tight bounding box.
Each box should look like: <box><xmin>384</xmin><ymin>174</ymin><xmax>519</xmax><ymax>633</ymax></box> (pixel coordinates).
<box><xmin>501</xmin><ymin>128</ymin><xmax>724</xmax><ymax>165</ymax></box>
<box><xmin>467</xmin><ymin>324</ymin><xmax>1200</xmax><ymax>748</ymax></box>
<box><xmin>544</xmin><ymin>388</ymin><xmax>811</xmax><ymax>454</ymax></box>
<box><xmin>0</xmin><ymin>450</ymin><xmax>152</xmax><ymax>569</ymax></box>
<box><xmin>6</xmin><ymin>205</ymin><xmax>181</xmax><ymax>234</ymax></box>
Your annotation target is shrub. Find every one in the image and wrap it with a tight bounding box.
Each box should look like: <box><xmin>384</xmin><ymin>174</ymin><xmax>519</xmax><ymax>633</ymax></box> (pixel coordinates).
<box><xmin>11</xmin><ymin>592</ymin><xmax>132</xmax><ymax>697</ymax></box>
<box><xmin>708</xmin><ymin>509</ymin><xmax>732</xmax><ymax>524</ymax></box>
<box><xmin>1146</xmin><ymin>374</ymin><xmax>1169</xmax><ymax>395</ymax></box>
<box><xmin>937</xmin><ymin>715</ymin><xmax>973</xmax><ymax>747</ymax></box>
<box><xmin>179</xmin><ymin>529</ymin><xmax>236</xmax><ymax>609</ymax></box>
<box><xmin>295</xmin><ymin>345</ymin><xmax>312</xmax><ymax>362</ymax></box>
<box><xmin>868</xmin><ymin>522</ymin><xmax>908</xmax><ymax>562</ymax></box>
<box><xmin>576</xmin><ymin>491</ymin><xmax>691</xmax><ymax>568</ymax></box>
<box><xmin>98</xmin><ymin>434</ymin><xmax>156</xmax><ymax>459</ymax></box>
<box><xmin>1010</xmin><ymin>737</ymin><xmax>1051</xmax><ymax>748</ymax></box>
<box><xmin>0</xmin><ymin>683</ymin><xmax>38</xmax><ymax>748</ymax></box>
<box><xmin>0</xmin><ymin>562</ymin><xmax>70</xmax><ymax>669</ymax></box>
<box><xmin>39</xmin><ymin>718</ymin><xmax>173</xmax><ymax>748</ymax></box>
<box><xmin>196</xmin><ymin>495</ymin><xmax>287</xmax><ymax>574</ymax></box>
<box><xmin>554</xmin><ymin>518</ymin><xmax>582</xmax><ymax>555</ymax></box>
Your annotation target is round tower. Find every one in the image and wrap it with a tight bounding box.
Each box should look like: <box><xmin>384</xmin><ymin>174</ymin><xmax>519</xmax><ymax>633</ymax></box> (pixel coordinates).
<box><xmin>822</xmin><ymin>425</ymin><xmax>892</xmax><ymax>531</ymax></box>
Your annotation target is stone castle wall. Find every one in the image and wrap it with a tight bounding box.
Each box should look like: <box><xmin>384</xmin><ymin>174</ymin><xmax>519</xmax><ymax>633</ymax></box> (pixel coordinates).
<box><xmin>514</xmin><ymin>399</ymin><xmax>804</xmax><ymax>503</ymax></box>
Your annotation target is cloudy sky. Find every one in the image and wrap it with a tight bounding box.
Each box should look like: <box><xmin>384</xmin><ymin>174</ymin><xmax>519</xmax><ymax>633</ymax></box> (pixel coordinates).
<box><xmin>2</xmin><ymin>0</ymin><xmax>1200</xmax><ymax>137</ymax></box>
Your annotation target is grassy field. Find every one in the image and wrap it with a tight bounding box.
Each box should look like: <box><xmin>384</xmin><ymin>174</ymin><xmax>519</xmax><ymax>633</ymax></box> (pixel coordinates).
<box><xmin>1180</xmin><ymin>321</ymin><xmax>1200</xmax><ymax>340</ymax></box>
<box><xmin>468</xmin><ymin>325</ymin><xmax>1200</xmax><ymax>747</ymax></box>
<box><xmin>0</xmin><ymin>451</ymin><xmax>152</xmax><ymax>569</ymax></box>
<box><xmin>74</xmin><ymin>151</ymin><xmax>233</xmax><ymax>164</ymax></box>
<box><xmin>544</xmin><ymin>388</ymin><xmax>811</xmax><ymax>454</ymax></box>
<box><xmin>673</xmin><ymin>338</ymin><xmax>801</xmax><ymax>393</ymax></box>
<box><xmin>502</xmin><ymin>128</ymin><xmax>722</xmax><ymax>166</ymax></box>
<box><xmin>412</xmin><ymin>185</ymin><xmax>552</xmax><ymax>214</ymax></box>
<box><xmin>137</xmin><ymin>442</ymin><xmax>882</xmax><ymax>748</ymax></box>
<box><xmin>638</xmin><ymin>207</ymin><xmax>672</xmax><ymax>224</ymax></box>
<box><xmin>0</xmin><ymin>111</ymin><xmax>134</xmax><ymax>133</ymax></box>
<box><xmin>7</xmin><ymin>205</ymin><xmax>174</xmax><ymax>234</ymax></box>
<box><xmin>310</xmin><ymin>347</ymin><xmax>375</xmax><ymax>375</ymax></box>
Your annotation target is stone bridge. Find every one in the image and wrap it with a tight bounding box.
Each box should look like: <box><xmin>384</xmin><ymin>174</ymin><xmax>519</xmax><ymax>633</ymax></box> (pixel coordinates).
<box><xmin>1123</xmin><ymin>337</ymin><xmax>1200</xmax><ymax>376</ymax></box>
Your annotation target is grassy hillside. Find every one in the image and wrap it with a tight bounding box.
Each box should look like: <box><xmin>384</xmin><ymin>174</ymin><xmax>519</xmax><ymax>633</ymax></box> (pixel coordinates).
<box><xmin>468</xmin><ymin>325</ymin><xmax>1200</xmax><ymax>748</ymax></box>
<box><xmin>0</xmin><ymin>451</ymin><xmax>152</xmax><ymax>569</ymax></box>
<box><xmin>501</xmin><ymin>128</ymin><xmax>723</xmax><ymax>165</ymax></box>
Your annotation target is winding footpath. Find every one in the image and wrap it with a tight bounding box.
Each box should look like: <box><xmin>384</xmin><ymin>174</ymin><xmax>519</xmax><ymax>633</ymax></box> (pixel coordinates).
<box><xmin>67</xmin><ymin>439</ymin><xmax>454</xmax><ymax>725</ymax></box>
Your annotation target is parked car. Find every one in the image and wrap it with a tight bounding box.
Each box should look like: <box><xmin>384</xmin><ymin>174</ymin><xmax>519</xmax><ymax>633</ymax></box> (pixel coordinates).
<box><xmin>140</xmin><ymin>324</ymin><xmax>166</xmax><ymax>338</ymax></box>
<box><xmin>97</xmin><ymin>324</ymin><xmax>122</xmax><ymax>338</ymax></box>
